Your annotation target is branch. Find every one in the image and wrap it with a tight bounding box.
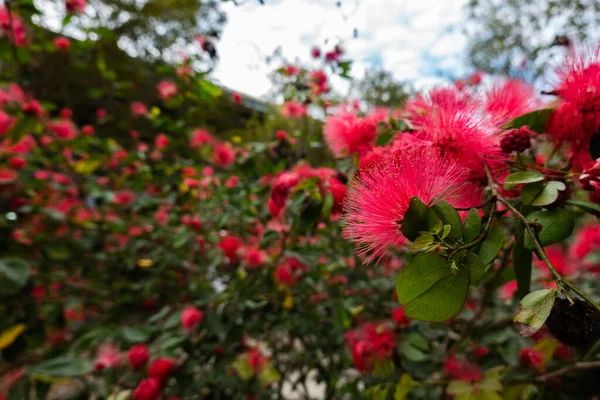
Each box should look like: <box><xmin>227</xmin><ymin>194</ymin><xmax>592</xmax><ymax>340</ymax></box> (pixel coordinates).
<box><xmin>536</xmin><ymin>362</ymin><xmax>600</xmax><ymax>383</ymax></box>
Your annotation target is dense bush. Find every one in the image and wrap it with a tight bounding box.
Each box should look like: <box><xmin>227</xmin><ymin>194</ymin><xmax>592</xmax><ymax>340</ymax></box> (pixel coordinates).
<box><xmin>0</xmin><ymin>1</ymin><xmax>600</xmax><ymax>400</ymax></box>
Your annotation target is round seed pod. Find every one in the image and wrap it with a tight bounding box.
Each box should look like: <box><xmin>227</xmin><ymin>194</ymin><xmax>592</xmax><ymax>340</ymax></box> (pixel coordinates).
<box><xmin>545</xmin><ymin>297</ymin><xmax>600</xmax><ymax>348</ymax></box>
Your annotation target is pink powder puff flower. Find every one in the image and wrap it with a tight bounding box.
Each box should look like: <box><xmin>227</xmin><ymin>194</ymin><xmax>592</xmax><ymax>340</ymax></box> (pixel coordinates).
<box><xmin>343</xmin><ymin>147</ymin><xmax>467</xmax><ymax>263</ymax></box>
<box><xmin>94</xmin><ymin>343</ymin><xmax>122</xmax><ymax>371</ymax></box>
<box><xmin>324</xmin><ymin>111</ymin><xmax>377</xmax><ymax>158</ymax></box>
<box><xmin>157</xmin><ymin>80</ymin><xmax>177</xmax><ymax>101</ymax></box>
<box><xmin>546</xmin><ymin>44</ymin><xmax>600</xmax><ymax>168</ymax></box>
<box><xmin>485</xmin><ymin>79</ymin><xmax>541</xmax><ymax>124</ymax></box>
<box><xmin>407</xmin><ymin>87</ymin><xmax>505</xmax><ymax>173</ymax></box>
<box><xmin>281</xmin><ymin>100</ymin><xmax>307</xmax><ymax>118</ymax></box>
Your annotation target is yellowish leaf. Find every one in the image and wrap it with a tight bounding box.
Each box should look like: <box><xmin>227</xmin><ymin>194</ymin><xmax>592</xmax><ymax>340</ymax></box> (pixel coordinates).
<box><xmin>0</xmin><ymin>324</ymin><xmax>26</xmax><ymax>349</ymax></box>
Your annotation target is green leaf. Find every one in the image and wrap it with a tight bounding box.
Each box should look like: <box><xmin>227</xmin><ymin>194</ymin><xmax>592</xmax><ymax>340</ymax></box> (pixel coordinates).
<box><xmin>396</xmin><ymin>254</ymin><xmax>452</xmax><ymax>304</ymax></box>
<box><xmin>121</xmin><ymin>327</ymin><xmax>151</xmax><ymax>343</ymax></box>
<box><xmin>503</xmin><ymin>171</ymin><xmax>544</xmax><ymax>190</ymax></box>
<box><xmin>566</xmin><ymin>199</ymin><xmax>600</xmax><ymax>217</ymax></box>
<box><xmin>394</xmin><ymin>374</ymin><xmax>415</xmax><ymax>400</ymax></box>
<box><xmin>504</xmin><ymin>108</ymin><xmax>554</xmax><ymax>133</ymax></box>
<box><xmin>463</xmin><ymin>209</ymin><xmax>481</xmax><ymax>244</ymax></box>
<box><xmin>513</xmin><ymin>232</ymin><xmax>532</xmax><ymax>299</ymax></box>
<box><xmin>258</xmin><ymin>366</ymin><xmax>280</xmax><ymax>386</ymax></box>
<box><xmin>478</xmin><ymin>225</ymin><xmax>504</xmax><ymax>266</ymax></box>
<box><xmin>403</xmin><ymin>264</ymin><xmax>469</xmax><ymax>322</ymax></box>
<box><xmin>431</xmin><ymin>201</ymin><xmax>463</xmax><ymax>240</ymax></box>
<box><xmin>0</xmin><ymin>258</ymin><xmax>31</xmax><ymax>293</ymax></box>
<box><xmin>376</xmin><ymin>131</ymin><xmax>394</xmax><ymax>146</ymax></box>
<box><xmin>29</xmin><ymin>356</ymin><xmax>93</xmax><ymax>377</ymax></box>
<box><xmin>448</xmin><ymin>380</ymin><xmax>474</xmax><ymax>395</ymax></box>
<box><xmin>524</xmin><ymin>207</ymin><xmax>574</xmax><ymax>250</ymax></box>
<box><xmin>521</xmin><ymin>181</ymin><xmax>565</xmax><ymax>206</ymax></box>
<box><xmin>198</xmin><ymin>80</ymin><xmax>222</xmax><ymax>98</ymax></box>
<box><xmin>322</xmin><ymin>191</ymin><xmax>334</xmax><ymax>220</ymax></box>
<box><xmin>233</xmin><ymin>357</ymin><xmax>253</xmax><ymax>380</ymax></box>
<box><xmin>513</xmin><ymin>289</ymin><xmax>557</xmax><ymax>337</ymax></box>
<box><xmin>462</xmin><ymin>253</ymin><xmax>485</xmax><ymax>285</ymax></box>
<box><xmin>401</xmin><ymin>197</ymin><xmax>441</xmax><ymax>241</ymax></box>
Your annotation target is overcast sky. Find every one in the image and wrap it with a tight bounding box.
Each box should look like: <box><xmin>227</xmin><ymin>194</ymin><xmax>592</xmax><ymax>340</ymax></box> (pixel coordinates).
<box><xmin>212</xmin><ymin>0</ymin><xmax>470</xmax><ymax>99</ymax></box>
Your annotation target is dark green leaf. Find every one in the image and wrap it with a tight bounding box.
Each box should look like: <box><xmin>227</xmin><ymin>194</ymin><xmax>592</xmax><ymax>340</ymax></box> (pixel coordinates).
<box><xmin>462</xmin><ymin>253</ymin><xmax>485</xmax><ymax>285</ymax></box>
<box><xmin>401</xmin><ymin>197</ymin><xmax>441</xmax><ymax>241</ymax></box>
<box><xmin>478</xmin><ymin>225</ymin><xmax>504</xmax><ymax>265</ymax></box>
<box><xmin>121</xmin><ymin>327</ymin><xmax>151</xmax><ymax>343</ymax></box>
<box><xmin>513</xmin><ymin>232</ymin><xmax>532</xmax><ymax>299</ymax></box>
<box><xmin>403</xmin><ymin>265</ymin><xmax>469</xmax><ymax>322</ymax></box>
<box><xmin>504</xmin><ymin>108</ymin><xmax>554</xmax><ymax>133</ymax></box>
<box><xmin>29</xmin><ymin>356</ymin><xmax>92</xmax><ymax>377</ymax></box>
<box><xmin>376</xmin><ymin>131</ymin><xmax>394</xmax><ymax>146</ymax></box>
<box><xmin>513</xmin><ymin>289</ymin><xmax>557</xmax><ymax>337</ymax></box>
<box><xmin>463</xmin><ymin>209</ymin><xmax>481</xmax><ymax>244</ymax></box>
<box><xmin>522</xmin><ymin>181</ymin><xmax>565</xmax><ymax>206</ymax></box>
<box><xmin>566</xmin><ymin>200</ymin><xmax>600</xmax><ymax>217</ymax></box>
<box><xmin>431</xmin><ymin>201</ymin><xmax>463</xmax><ymax>240</ymax></box>
<box><xmin>524</xmin><ymin>207</ymin><xmax>574</xmax><ymax>250</ymax></box>
<box><xmin>0</xmin><ymin>258</ymin><xmax>31</xmax><ymax>293</ymax></box>
<box><xmin>396</xmin><ymin>254</ymin><xmax>452</xmax><ymax>304</ymax></box>
<box><xmin>504</xmin><ymin>171</ymin><xmax>544</xmax><ymax>190</ymax></box>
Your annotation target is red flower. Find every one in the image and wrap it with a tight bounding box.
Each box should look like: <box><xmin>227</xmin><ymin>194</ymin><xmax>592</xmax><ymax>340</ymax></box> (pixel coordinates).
<box><xmin>473</xmin><ymin>345</ymin><xmax>489</xmax><ymax>358</ymax></box>
<box><xmin>546</xmin><ymin>44</ymin><xmax>600</xmax><ymax>168</ymax></box>
<box><xmin>155</xmin><ymin>133</ymin><xmax>169</xmax><ymax>150</ymax></box>
<box><xmin>281</xmin><ymin>100</ymin><xmax>307</xmax><ymax>118</ymax></box>
<box><xmin>130</xmin><ymin>101</ymin><xmax>148</xmax><ymax>117</ymax></box>
<box><xmin>54</xmin><ymin>36</ymin><xmax>70</xmax><ymax>52</ymax></box>
<box><xmin>274</xmin><ymin>264</ymin><xmax>296</xmax><ymax>287</ymax></box>
<box><xmin>213</xmin><ymin>143</ymin><xmax>235</xmax><ymax>167</ymax></box>
<box><xmin>113</xmin><ymin>190</ymin><xmax>136</xmax><ymax>206</ymax></box>
<box><xmin>157</xmin><ymin>80</ymin><xmax>177</xmax><ymax>100</ymax></box>
<box><xmin>65</xmin><ymin>0</ymin><xmax>86</xmax><ymax>14</ymax></box>
<box><xmin>345</xmin><ymin>322</ymin><xmax>395</xmax><ymax>372</ymax></box>
<box><xmin>189</xmin><ymin>128</ymin><xmax>214</xmax><ymax>148</ymax></box>
<box><xmin>225</xmin><ymin>175</ymin><xmax>239</xmax><ymax>188</ymax></box>
<box><xmin>443</xmin><ymin>355</ymin><xmax>482</xmax><ymax>381</ymax></box>
<box><xmin>246</xmin><ymin>349</ymin><xmax>266</xmax><ymax>373</ymax></box>
<box><xmin>243</xmin><ymin>247</ymin><xmax>267</xmax><ymax>269</ymax></box>
<box><xmin>181</xmin><ymin>306</ymin><xmax>204</xmax><ymax>330</ymax></box>
<box><xmin>133</xmin><ymin>378</ymin><xmax>160</xmax><ymax>400</ymax></box>
<box><xmin>9</xmin><ymin>157</ymin><xmax>25</xmax><ymax>169</ymax></box>
<box><xmin>520</xmin><ymin>348</ymin><xmax>544</xmax><ymax>371</ymax></box>
<box><xmin>128</xmin><ymin>344</ymin><xmax>149</xmax><ymax>370</ymax></box>
<box><xmin>343</xmin><ymin>147</ymin><xmax>467</xmax><ymax>263</ymax></box>
<box><xmin>311</xmin><ymin>47</ymin><xmax>321</xmax><ymax>58</ymax></box>
<box><xmin>580</xmin><ymin>158</ymin><xmax>600</xmax><ymax>202</ymax></box>
<box><xmin>148</xmin><ymin>358</ymin><xmax>175</xmax><ymax>383</ymax></box>
<box><xmin>49</xmin><ymin>120</ymin><xmax>78</xmax><ymax>140</ymax></box>
<box><xmin>391</xmin><ymin>307</ymin><xmax>410</xmax><ymax>328</ymax></box>
<box><xmin>82</xmin><ymin>125</ymin><xmax>94</xmax><ymax>136</ymax></box>
<box><xmin>485</xmin><ymin>79</ymin><xmax>540</xmax><ymax>124</ymax></box>
<box><xmin>219</xmin><ymin>236</ymin><xmax>242</xmax><ymax>262</ymax></box>
<box><xmin>232</xmin><ymin>92</ymin><xmax>243</xmax><ymax>104</ymax></box>
<box><xmin>324</xmin><ymin>111</ymin><xmax>376</xmax><ymax>158</ymax></box>
<box><xmin>94</xmin><ymin>343</ymin><xmax>122</xmax><ymax>371</ymax></box>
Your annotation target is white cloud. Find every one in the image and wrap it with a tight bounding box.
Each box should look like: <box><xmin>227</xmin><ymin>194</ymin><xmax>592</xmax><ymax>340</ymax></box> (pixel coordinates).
<box><xmin>212</xmin><ymin>0</ymin><xmax>469</xmax><ymax>99</ymax></box>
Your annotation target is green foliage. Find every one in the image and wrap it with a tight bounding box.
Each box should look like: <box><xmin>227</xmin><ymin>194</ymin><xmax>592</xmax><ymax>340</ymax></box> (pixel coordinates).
<box><xmin>524</xmin><ymin>207</ymin><xmax>575</xmax><ymax>250</ymax></box>
<box><xmin>396</xmin><ymin>254</ymin><xmax>469</xmax><ymax>322</ymax></box>
<box><xmin>504</xmin><ymin>109</ymin><xmax>554</xmax><ymax>133</ymax></box>
<box><xmin>514</xmin><ymin>289</ymin><xmax>557</xmax><ymax>337</ymax></box>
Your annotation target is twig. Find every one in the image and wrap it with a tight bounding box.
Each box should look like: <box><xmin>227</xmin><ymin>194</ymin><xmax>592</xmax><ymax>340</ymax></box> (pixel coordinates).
<box><xmin>535</xmin><ymin>362</ymin><xmax>600</xmax><ymax>383</ymax></box>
